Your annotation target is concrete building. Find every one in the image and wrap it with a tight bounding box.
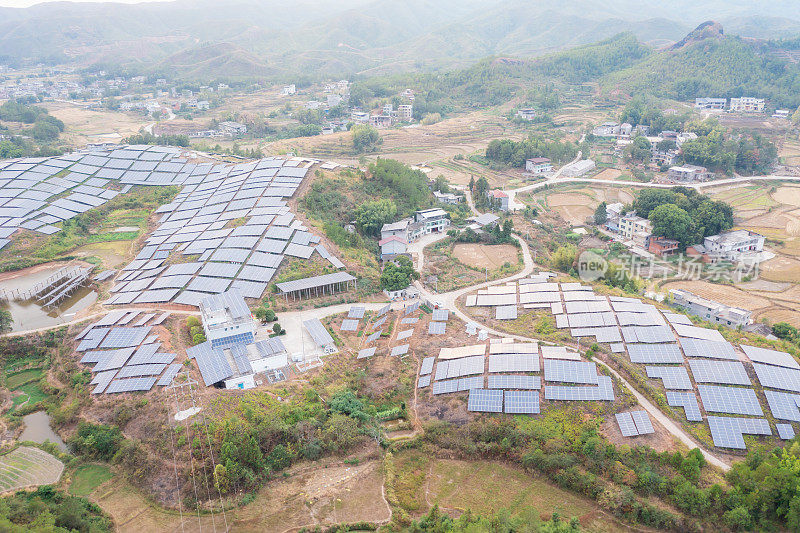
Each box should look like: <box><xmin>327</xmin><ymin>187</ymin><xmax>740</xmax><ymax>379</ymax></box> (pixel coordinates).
<box><xmin>467</xmin><ymin>213</ymin><xmax>500</xmax><ymax>230</ymax></box>
<box><xmin>282</xmin><ymin>84</ymin><xmax>296</xmax><ymax>96</ymax></box>
<box><xmin>350</xmin><ymin>111</ymin><xmax>369</xmax><ymax>123</ymax></box>
<box><xmin>773</xmin><ymin>109</ymin><xmax>791</xmax><ymax>119</ymax></box>
<box><xmin>525</xmin><ymin>157</ymin><xmax>553</xmax><ymax>174</ymax></box>
<box><xmin>199</xmin><ymin>290</ymin><xmax>255</xmax><ymax>350</ymax></box>
<box><xmin>379</xmin><ymin>236</ymin><xmax>408</xmax><ymax>261</ymax></box>
<box><xmin>369</xmin><ymin>114</ymin><xmax>392</xmax><ymax>128</ymax></box>
<box><xmin>487</xmin><ymin>189</ymin><xmax>510</xmax><ymax>211</ymax></box>
<box><xmin>218</xmin><ymin>121</ymin><xmax>247</xmax><ymax>136</ymax></box>
<box><xmin>327</xmin><ymin>94</ymin><xmax>343</xmax><ymax>107</ymax></box>
<box><xmin>670</xmin><ymin>288</ymin><xmax>752</xmax><ymax>328</ymax></box>
<box><xmin>648</xmin><ymin>237</ymin><xmax>680</xmax><ymax>256</ymax></box>
<box><xmin>397</xmin><ymin>104</ymin><xmax>413</xmax><ymax>122</ymax></box>
<box><xmin>517</xmin><ymin>108</ymin><xmax>537</xmax><ymax>121</ymax></box>
<box><xmin>433</xmin><ymin>190</ymin><xmax>463</xmax><ymax>204</ymax></box>
<box><xmin>676</xmin><ymin>132</ymin><xmax>698</xmax><ymax>147</ymax></box>
<box><xmin>695</xmin><ymin>97</ymin><xmax>727</xmax><ymax>110</ymax></box>
<box><xmin>592</xmin><ymin>122</ymin><xmax>620</xmax><ymax>137</ymax></box>
<box><xmin>729</xmin><ymin>97</ymin><xmax>765</xmax><ymax>113</ymax></box>
<box><xmin>415</xmin><ymin>208</ymin><xmax>450</xmax><ymax>233</ymax></box>
<box><xmin>604</xmin><ymin>202</ymin><xmax>625</xmax><ymax>232</ymax></box>
<box><xmin>560</xmin><ymin>159</ymin><xmax>596</xmax><ymax>177</ymax></box>
<box><xmin>667</xmin><ymin>165</ymin><xmax>709</xmax><ymax>183</ymax></box>
<box><xmin>381</xmin><ymin>218</ymin><xmax>424</xmax><ymax>242</ymax></box>
<box><xmin>703</xmin><ymin>230</ymin><xmax>765</xmax><ymax>262</ymax></box>
<box><xmin>619</xmin><ymin>214</ymin><xmax>652</xmax><ymax>248</ymax></box>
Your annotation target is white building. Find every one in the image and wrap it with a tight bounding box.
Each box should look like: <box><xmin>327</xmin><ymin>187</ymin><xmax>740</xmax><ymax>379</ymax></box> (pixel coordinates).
<box><xmin>415</xmin><ymin>208</ymin><xmax>450</xmax><ymax>234</ymax></box>
<box><xmin>695</xmin><ymin>97</ymin><xmax>726</xmax><ymax>110</ymax></box>
<box><xmin>729</xmin><ymin>97</ymin><xmax>765</xmax><ymax>113</ymax></box>
<box><xmin>199</xmin><ymin>290</ymin><xmax>255</xmax><ymax>350</ymax></box>
<box><xmin>667</xmin><ymin>165</ymin><xmax>709</xmax><ymax>183</ymax></box>
<box><xmin>560</xmin><ymin>159</ymin><xmax>596</xmax><ymax>177</ymax></box>
<box><xmin>218</xmin><ymin>121</ymin><xmax>247</xmax><ymax>136</ymax></box>
<box><xmin>397</xmin><ymin>104</ymin><xmax>413</xmax><ymax>122</ymax></box>
<box><xmin>592</xmin><ymin>122</ymin><xmax>620</xmax><ymax>137</ymax></box>
<box><xmin>433</xmin><ymin>190</ymin><xmax>463</xmax><ymax>204</ymax></box>
<box><xmin>517</xmin><ymin>108</ymin><xmax>537</xmax><ymax>121</ymax></box>
<box><xmin>669</xmin><ymin>289</ymin><xmax>752</xmax><ymax>328</ymax></box>
<box><xmin>282</xmin><ymin>84</ymin><xmax>296</xmax><ymax>96</ymax></box>
<box><xmin>618</xmin><ymin>214</ymin><xmax>652</xmax><ymax>248</ymax></box>
<box><xmin>525</xmin><ymin>157</ymin><xmax>553</xmax><ymax>174</ymax></box>
<box><xmin>703</xmin><ymin>230</ymin><xmax>764</xmax><ymax>262</ymax></box>
<box><xmin>379</xmin><ymin>236</ymin><xmax>408</xmax><ymax>261</ymax></box>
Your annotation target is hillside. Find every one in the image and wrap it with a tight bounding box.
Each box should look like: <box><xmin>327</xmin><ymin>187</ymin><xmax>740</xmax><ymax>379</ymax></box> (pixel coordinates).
<box><xmin>2</xmin><ymin>0</ymin><xmax>800</xmax><ymax>81</ymax></box>
<box><xmin>602</xmin><ymin>28</ymin><xmax>800</xmax><ymax>108</ymax></box>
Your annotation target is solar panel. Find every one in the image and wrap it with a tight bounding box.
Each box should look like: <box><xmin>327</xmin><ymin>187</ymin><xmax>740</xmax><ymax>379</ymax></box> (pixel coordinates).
<box><xmin>199</xmin><ymin>262</ymin><xmax>241</xmax><ymax>278</ymax></box>
<box><xmin>403</xmin><ymin>302</ymin><xmax>420</xmax><ymax>315</ymax></box>
<box><xmin>348</xmin><ymin>306</ymin><xmax>365</xmax><ymax>319</ymax></box>
<box><xmin>187</xmin><ymin>341</ymin><xmax>234</xmax><ymax>386</ymax></box>
<box><xmin>105</xmin><ymin>376</ymin><xmax>159</xmax><ymax>394</ymax></box>
<box><xmin>432</xmin><ymin>309</ymin><xmax>449</xmax><ymax>321</ymax></box>
<box><xmin>679</xmin><ymin>337</ymin><xmax>737</xmax><ymax>360</ymax></box>
<box><xmin>428</xmin><ymin>322</ymin><xmax>446</xmax><ymax>335</ymax></box>
<box><xmin>627</xmin><ymin>344</ymin><xmax>683</xmax><ymax>364</ymax></box>
<box><xmin>340</xmin><ymin>319</ymin><xmax>359</xmax><ymax>332</ymax></box>
<box><xmin>357</xmin><ymin>347</ymin><xmax>376</xmax><ymax>359</ymax></box>
<box><xmin>707</xmin><ymin>416</ymin><xmax>771</xmax><ymax>449</ymax></box>
<box><xmin>777</xmin><ymin>423</ymin><xmax>795</xmax><ymax>440</ymax></box>
<box><xmin>616</xmin><ymin>412</ymin><xmax>638</xmax><ymax>437</ymax></box>
<box><xmin>487</xmin><ymin>375</ymin><xmax>541</xmax><ymax>390</ymax></box>
<box><xmin>689</xmin><ymin>359</ymin><xmax>751</xmax><ymax>385</ymax></box>
<box><xmin>504</xmin><ymin>390</ymin><xmax>539</xmax><ymax>414</ymax></box>
<box><xmin>467</xmin><ymin>389</ymin><xmax>503</xmax><ymax>412</ymax></box>
<box><xmin>230</xmin><ymin>280</ymin><xmax>268</xmax><ymax>299</ymax></box>
<box><xmin>666</xmin><ymin>391</ymin><xmax>702</xmax><ymax>421</ymax></box>
<box><xmin>366</xmin><ymin>330</ymin><xmax>382</xmax><ymax>343</ymax></box>
<box><xmin>741</xmin><ymin>345</ymin><xmax>800</xmax><ymax>369</ymax></box>
<box><xmin>646</xmin><ymin>366</ymin><xmax>692</xmax><ymax>389</ymax></box>
<box><xmin>544</xmin><ymin>376</ymin><xmax>614</xmax><ymax>401</ymax></box>
<box><xmin>135</xmin><ymin>288</ymin><xmax>181</xmax><ymax>303</ymax></box>
<box><xmin>100</xmin><ymin>327</ymin><xmax>152</xmax><ymax>349</ymax></box>
<box><xmin>420</xmin><ymin>357</ymin><xmax>435</xmax><ymax>376</ymax></box>
<box><xmin>752</xmin><ymin>363</ymin><xmax>800</xmax><ymax>393</ymax></box>
<box><xmin>488</xmin><ymin>354</ymin><xmax>539</xmax><ymax>373</ymax></box>
<box><xmin>544</xmin><ymin>359</ymin><xmax>598</xmax><ymax>384</ymax></box>
<box><xmin>432</xmin><ymin>379</ymin><xmax>458</xmax><ymax>395</ymax></box>
<box><xmin>377</xmin><ymin>303</ymin><xmax>391</xmax><ymax>317</ymax></box>
<box><xmin>116</xmin><ymin>363</ymin><xmax>168</xmax><ymax>378</ymax></box>
<box><xmin>397</xmin><ymin>329</ymin><xmax>413</xmax><ymax>340</ymax></box>
<box><xmin>458</xmin><ymin>376</ymin><xmax>485</xmax><ymax>391</ymax></box>
<box><xmin>188</xmin><ymin>276</ymin><xmax>231</xmax><ymax>294</ymax></box>
<box><xmin>401</xmin><ymin>317</ymin><xmax>418</xmax><ymax>324</ymax></box>
<box><xmin>91</xmin><ymin>370</ymin><xmax>118</xmax><ymax>394</ymax></box>
<box><xmin>764</xmin><ymin>391</ymin><xmax>800</xmax><ymax>422</ymax></box>
<box><xmin>391</xmin><ymin>344</ymin><xmax>409</xmax><ymax>357</ymax></box>
<box><xmin>631</xmin><ymin>410</ymin><xmax>654</xmax><ymax>434</ymax></box>
<box><xmin>373</xmin><ymin>316</ymin><xmax>387</xmax><ymax>329</ymax></box>
<box><xmin>697</xmin><ymin>385</ymin><xmax>763</xmax><ymax>416</ymax></box>
<box><xmin>495</xmin><ymin>305</ymin><xmax>518</xmax><ymax>320</ymax></box>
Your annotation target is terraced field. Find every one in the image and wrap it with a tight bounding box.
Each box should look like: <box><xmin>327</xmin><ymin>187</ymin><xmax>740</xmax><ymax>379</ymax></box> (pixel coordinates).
<box><xmin>0</xmin><ymin>446</ymin><xmax>64</xmax><ymax>492</ymax></box>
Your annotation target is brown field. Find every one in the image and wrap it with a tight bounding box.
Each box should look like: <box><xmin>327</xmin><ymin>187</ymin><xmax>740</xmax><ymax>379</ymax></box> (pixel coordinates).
<box><xmin>590</xmin><ymin>168</ymin><xmax>623</xmax><ymax>180</ymax></box>
<box><xmin>531</xmin><ymin>186</ymin><xmax>636</xmax><ymax>225</ymax></box>
<box><xmin>663</xmin><ymin>280</ymin><xmax>771</xmax><ymax>311</ymax></box>
<box><xmin>92</xmin><ymin>457</ymin><xmax>389</xmax><ymax>533</ymax></box>
<box><xmin>41</xmin><ymin>102</ymin><xmax>149</xmax><ymax>145</ymax></box>
<box><xmin>452</xmin><ymin>243</ymin><xmax>518</xmax><ymax>269</ymax></box>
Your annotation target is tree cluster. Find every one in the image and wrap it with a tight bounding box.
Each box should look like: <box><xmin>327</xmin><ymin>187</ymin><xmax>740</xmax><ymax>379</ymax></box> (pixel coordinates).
<box><xmin>485</xmin><ymin>135</ymin><xmax>578</xmax><ymax>168</ymax></box>
<box><xmin>681</xmin><ymin>121</ymin><xmax>777</xmax><ymax>175</ymax></box>
<box><xmin>379</xmin><ymin>256</ymin><xmax>418</xmax><ymax>291</ymax></box>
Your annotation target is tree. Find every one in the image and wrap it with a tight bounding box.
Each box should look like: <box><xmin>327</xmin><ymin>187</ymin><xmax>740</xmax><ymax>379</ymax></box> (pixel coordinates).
<box><xmin>624</xmin><ymin>136</ymin><xmax>652</xmax><ymax>163</ymax></box>
<box><xmin>594</xmin><ymin>202</ymin><xmax>608</xmax><ymax>225</ymax></box>
<box><xmin>352</xmin><ymin>124</ymin><xmax>382</xmax><ymax>153</ymax></box>
<box><xmin>380</xmin><ymin>256</ymin><xmax>418</xmax><ymax>291</ymax></box>
<box><xmin>0</xmin><ymin>310</ymin><xmax>12</xmax><ymax>333</ymax></box>
<box><xmin>272</xmin><ymin>323</ymin><xmax>282</xmax><ymax>335</ymax></box>
<box><xmin>353</xmin><ymin>199</ymin><xmax>397</xmax><ymax>237</ymax></box>
<box><xmin>694</xmin><ymin>199</ymin><xmax>733</xmax><ymax>237</ymax></box>
<box><xmin>634</xmin><ymin>189</ymin><xmax>678</xmax><ymax>218</ymax></box>
<box><xmin>649</xmin><ymin>204</ymin><xmax>696</xmax><ymax>247</ymax></box>
<box><xmin>772</xmin><ymin>322</ymin><xmax>798</xmax><ymax>340</ymax></box>
<box><xmin>551</xmin><ymin>245</ymin><xmax>578</xmax><ymax>272</ymax></box>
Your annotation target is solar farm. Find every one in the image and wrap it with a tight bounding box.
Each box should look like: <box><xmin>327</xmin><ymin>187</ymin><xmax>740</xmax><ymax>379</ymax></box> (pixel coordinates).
<box><xmin>0</xmin><ymin>145</ymin><xmax>348</xmax><ymax>306</ymax></box>
<box><xmin>461</xmin><ymin>273</ymin><xmax>800</xmax><ymax>450</ymax></box>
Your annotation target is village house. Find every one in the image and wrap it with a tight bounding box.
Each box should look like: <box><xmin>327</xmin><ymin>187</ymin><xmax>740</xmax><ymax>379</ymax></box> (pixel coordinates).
<box><xmin>618</xmin><ymin>214</ymin><xmax>652</xmax><ymax>248</ymax></box>
<box><xmin>670</xmin><ymin>288</ymin><xmax>752</xmax><ymax>328</ymax></box>
<box><xmin>380</xmin><ymin>218</ymin><xmax>425</xmax><ymax>242</ymax></box>
<box><xmin>592</xmin><ymin>122</ymin><xmax>620</xmax><ymax>137</ymax></box>
<box><xmin>694</xmin><ymin>97</ymin><xmax>727</xmax><ymax>110</ymax></box>
<box><xmin>525</xmin><ymin>157</ymin><xmax>553</xmax><ymax>174</ymax></box>
<box><xmin>397</xmin><ymin>104</ymin><xmax>414</xmax><ymax>122</ymax></box>
<box><xmin>648</xmin><ymin>237</ymin><xmax>680</xmax><ymax>257</ymax></box>
<box><xmin>486</xmin><ymin>189</ymin><xmax>510</xmax><ymax>211</ymax></box>
<box><xmin>282</xmin><ymin>84</ymin><xmax>296</xmax><ymax>96</ymax></box>
<box><xmin>517</xmin><ymin>108</ymin><xmax>537</xmax><ymax>121</ymax></box>
<box><xmin>378</xmin><ymin>236</ymin><xmax>408</xmax><ymax>261</ymax></box>
<box><xmin>433</xmin><ymin>190</ymin><xmax>463</xmax><ymax>204</ymax></box>
<box><xmin>729</xmin><ymin>97</ymin><xmax>765</xmax><ymax>113</ymax></box>
<box><xmin>369</xmin><ymin>114</ymin><xmax>392</xmax><ymax>128</ymax></box>
<box><xmin>218</xmin><ymin>121</ymin><xmax>247</xmax><ymax>136</ymax></box>
<box><xmin>415</xmin><ymin>208</ymin><xmax>451</xmax><ymax>233</ymax></box>
<box><xmin>199</xmin><ymin>290</ymin><xmax>255</xmax><ymax>350</ymax></box>
<box><xmin>667</xmin><ymin>165</ymin><xmax>709</xmax><ymax>183</ymax></box>
<box><xmin>703</xmin><ymin>230</ymin><xmax>765</xmax><ymax>262</ymax></box>
<box><xmin>603</xmin><ymin>202</ymin><xmax>625</xmax><ymax>232</ymax></box>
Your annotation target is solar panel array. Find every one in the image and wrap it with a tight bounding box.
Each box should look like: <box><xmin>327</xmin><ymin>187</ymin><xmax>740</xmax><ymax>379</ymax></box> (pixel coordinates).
<box><xmin>428</xmin><ymin>321</ymin><xmax>446</xmax><ymax>335</ymax></box>
<box><xmin>631</xmin><ymin>410</ymin><xmax>655</xmax><ymax>434</ymax></box>
<box><xmin>679</xmin><ymin>338</ymin><xmax>737</xmax><ymax>360</ymax></box>
<box><xmin>615</xmin><ymin>412</ymin><xmax>638</xmax><ymax>437</ymax></box>
<box><xmin>544</xmin><ymin>359</ymin><xmax>599</xmax><ymax>384</ymax></box>
<box><xmin>545</xmin><ymin>376</ymin><xmax>614</xmax><ymax>401</ymax></box>
<box><xmin>357</xmin><ymin>347</ymin><xmax>376</xmax><ymax>359</ymax></box>
<box><xmin>488</xmin><ymin>353</ymin><xmax>539</xmax><ymax>373</ymax></box>
<box><xmin>764</xmin><ymin>390</ymin><xmax>800</xmax><ymax>421</ymax></box>
<box><xmin>340</xmin><ymin>319</ymin><xmax>359</xmax><ymax>332</ymax></box>
<box><xmin>391</xmin><ymin>344</ymin><xmax>409</xmax><ymax>356</ymax></box>
<box><xmin>666</xmin><ymin>391</ymin><xmax>702</xmax><ymax>421</ymax></box>
<box><xmin>419</xmin><ymin>357</ymin><xmax>435</xmax><ymax>376</ymax></box>
<box><xmin>742</xmin><ymin>345</ymin><xmax>800</xmax><ymax>369</ymax></box>
<box><xmin>0</xmin><ymin>147</ymin><xmax>346</xmax><ymax>306</ymax></box>
<box><xmin>777</xmin><ymin>424</ymin><xmax>796</xmax><ymax>440</ymax></box>
<box><xmin>646</xmin><ymin>366</ymin><xmax>692</xmax><ymax>389</ymax></box>
<box><xmin>707</xmin><ymin>416</ymin><xmax>771</xmax><ymax>449</ymax></box>
<box><xmin>627</xmin><ymin>343</ymin><xmax>683</xmax><ymax>364</ymax></box>
<box><xmin>689</xmin><ymin>359</ymin><xmax>751</xmax><ymax>385</ymax></box>
<box><xmin>697</xmin><ymin>385</ymin><xmax>763</xmax><ymax>416</ymax></box>
<box><xmin>467</xmin><ymin>389</ymin><xmax>504</xmax><ymax>412</ymax></box>
<box><xmin>488</xmin><ymin>375</ymin><xmax>541</xmax><ymax>390</ymax></box>
<box><xmin>752</xmin><ymin>363</ymin><xmax>800</xmax><ymax>393</ymax></box>
<box><xmin>504</xmin><ymin>390</ymin><xmax>540</xmax><ymax>414</ymax></box>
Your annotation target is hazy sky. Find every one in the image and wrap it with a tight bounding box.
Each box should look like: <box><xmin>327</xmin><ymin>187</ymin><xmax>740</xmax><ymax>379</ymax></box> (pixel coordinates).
<box><xmin>0</xmin><ymin>0</ymin><xmax>167</xmax><ymax>7</ymax></box>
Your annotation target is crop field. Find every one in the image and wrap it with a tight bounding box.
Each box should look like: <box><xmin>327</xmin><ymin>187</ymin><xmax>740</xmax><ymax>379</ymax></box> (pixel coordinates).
<box><xmin>452</xmin><ymin>243</ymin><xmax>519</xmax><ymax>269</ymax></box>
<box><xmin>41</xmin><ymin>101</ymin><xmax>149</xmax><ymax>145</ymax></box>
<box><xmin>424</xmin><ymin>240</ymin><xmax>523</xmax><ymax>292</ymax></box>
<box><xmin>526</xmin><ymin>185</ymin><xmax>636</xmax><ymax>225</ymax></box>
<box><xmin>70</xmin><ymin>464</ymin><xmax>113</xmax><ymax>497</ymax></box>
<box><xmin>0</xmin><ymin>447</ymin><xmax>64</xmax><ymax>492</ymax></box>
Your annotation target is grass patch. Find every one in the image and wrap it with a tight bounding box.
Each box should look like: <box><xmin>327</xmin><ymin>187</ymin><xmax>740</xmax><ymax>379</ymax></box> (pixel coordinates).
<box><xmin>70</xmin><ymin>464</ymin><xmax>113</xmax><ymax>497</ymax></box>
<box><xmin>10</xmin><ymin>382</ymin><xmax>47</xmax><ymax>410</ymax></box>
<box><xmin>5</xmin><ymin>368</ymin><xmax>44</xmax><ymax>390</ymax></box>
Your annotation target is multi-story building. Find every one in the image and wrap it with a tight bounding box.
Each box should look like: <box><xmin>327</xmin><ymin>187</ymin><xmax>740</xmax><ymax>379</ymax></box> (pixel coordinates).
<box><xmin>486</xmin><ymin>189</ymin><xmax>510</xmax><ymax>211</ymax></box>
<box><xmin>525</xmin><ymin>157</ymin><xmax>553</xmax><ymax>174</ymax></box>
<box><xmin>667</xmin><ymin>165</ymin><xmax>709</xmax><ymax>183</ymax></box>
<box><xmin>648</xmin><ymin>237</ymin><xmax>680</xmax><ymax>256</ymax></box>
<box><xmin>282</xmin><ymin>84</ymin><xmax>296</xmax><ymax>96</ymax></box>
<box><xmin>618</xmin><ymin>214</ymin><xmax>652</xmax><ymax>248</ymax></box>
<box><xmin>703</xmin><ymin>230</ymin><xmax>765</xmax><ymax>261</ymax></box>
<box><xmin>415</xmin><ymin>208</ymin><xmax>450</xmax><ymax>233</ymax></box>
<box><xmin>199</xmin><ymin>290</ymin><xmax>255</xmax><ymax>350</ymax></box>
<box><xmin>669</xmin><ymin>288</ymin><xmax>752</xmax><ymax>328</ymax></box>
<box><xmin>397</xmin><ymin>104</ymin><xmax>413</xmax><ymax>122</ymax></box>
<box><xmin>729</xmin><ymin>97</ymin><xmax>765</xmax><ymax>113</ymax></box>
<box><xmin>694</xmin><ymin>97</ymin><xmax>727</xmax><ymax>110</ymax></box>
<box><xmin>380</xmin><ymin>218</ymin><xmax>425</xmax><ymax>242</ymax></box>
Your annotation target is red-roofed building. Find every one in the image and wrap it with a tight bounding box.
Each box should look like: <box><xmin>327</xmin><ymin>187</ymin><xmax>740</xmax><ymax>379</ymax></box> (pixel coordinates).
<box><xmin>648</xmin><ymin>237</ymin><xmax>680</xmax><ymax>257</ymax></box>
<box><xmin>486</xmin><ymin>189</ymin><xmax>510</xmax><ymax>211</ymax></box>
